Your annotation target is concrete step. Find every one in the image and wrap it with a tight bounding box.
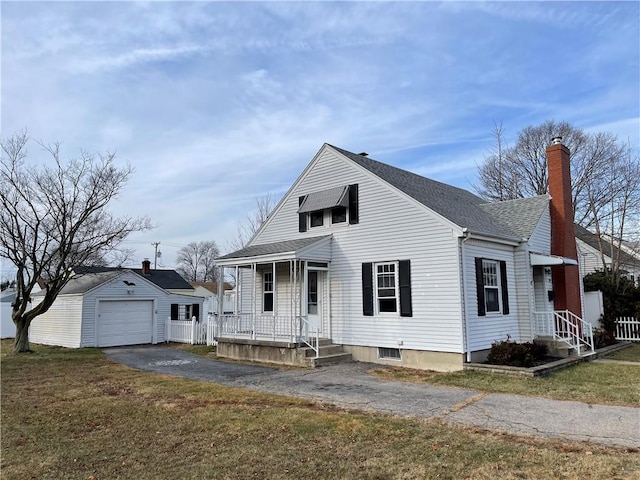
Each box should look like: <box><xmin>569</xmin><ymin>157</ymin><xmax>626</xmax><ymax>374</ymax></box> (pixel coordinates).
<box><xmin>305</xmin><ymin>344</ymin><xmax>346</xmax><ymax>357</ymax></box>
<box><xmin>306</xmin><ymin>338</ymin><xmax>333</xmax><ymax>348</ymax></box>
<box><xmin>307</xmin><ymin>352</ymin><xmax>353</xmax><ymax>368</ymax></box>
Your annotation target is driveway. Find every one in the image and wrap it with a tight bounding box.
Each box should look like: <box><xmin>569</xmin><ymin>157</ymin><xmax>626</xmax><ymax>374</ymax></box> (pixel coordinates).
<box><xmin>103</xmin><ymin>345</ymin><xmax>640</xmax><ymax>448</ymax></box>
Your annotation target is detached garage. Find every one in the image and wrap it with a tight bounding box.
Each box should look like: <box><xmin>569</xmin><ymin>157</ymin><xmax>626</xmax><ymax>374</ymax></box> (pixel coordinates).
<box><xmin>30</xmin><ymin>269</ymin><xmax>202</xmax><ymax>348</ymax></box>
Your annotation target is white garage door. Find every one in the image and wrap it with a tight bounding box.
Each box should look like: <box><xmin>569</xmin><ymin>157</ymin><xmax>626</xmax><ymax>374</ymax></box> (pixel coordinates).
<box><xmin>97</xmin><ymin>300</ymin><xmax>153</xmax><ymax>347</ymax></box>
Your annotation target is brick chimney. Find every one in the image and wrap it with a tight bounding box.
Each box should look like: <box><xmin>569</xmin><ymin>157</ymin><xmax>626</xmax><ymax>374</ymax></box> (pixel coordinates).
<box><xmin>547</xmin><ymin>137</ymin><xmax>582</xmax><ymax>317</ymax></box>
<box><xmin>141</xmin><ymin>259</ymin><xmax>151</xmax><ymax>275</ymax></box>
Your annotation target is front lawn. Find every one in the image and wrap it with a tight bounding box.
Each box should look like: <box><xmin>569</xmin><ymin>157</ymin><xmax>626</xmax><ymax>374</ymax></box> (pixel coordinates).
<box><xmin>2</xmin><ymin>340</ymin><xmax>639</xmax><ymax>479</ymax></box>
<box><xmin>373</xmin><ymin>359</ymin><xmax>640</xmax><ymax>407</ymax></box>
<box><xmin>604</xmin><ymin>343</ymin><xmax>640</xmax><ymax>362</ymax></box>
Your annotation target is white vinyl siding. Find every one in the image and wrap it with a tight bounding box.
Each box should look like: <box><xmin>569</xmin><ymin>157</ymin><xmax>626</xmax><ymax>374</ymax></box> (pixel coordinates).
<box><xmin>253</xmin><ymin>146</ymin><xmax>465</xmax><ymax>353</ymax></box>
<box><xmin>528</xmin><ymin>209</ymin><xmax>551</xmax><ymax>254</ymax></box>
<box><xmin>29</xmin><ymin>295</ymin><xmax>84</xmax><ymax>348</ymax></box>
<box><xmin>463</xmin><ymin>239</ymin><xmax>520</xmax><ymax>350</ymax></box>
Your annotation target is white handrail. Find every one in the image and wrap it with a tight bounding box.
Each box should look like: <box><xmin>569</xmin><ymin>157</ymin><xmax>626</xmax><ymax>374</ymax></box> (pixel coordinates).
<box><xmin>533</xmin><ymin>310</ymin><xmax>594</xmax><ymax>354</ymax></box>
<box><xmin>297</xmin><ymin>315</ymin><xmax>320</xmax><ymax>358</ymax></box>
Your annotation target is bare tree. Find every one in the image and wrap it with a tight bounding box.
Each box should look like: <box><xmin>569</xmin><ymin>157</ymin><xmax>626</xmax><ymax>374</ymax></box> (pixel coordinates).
<box><xmin>0</xmin><ymin>131</ymin><xmax>152</xmax><ymax>352</ymax></box>
<box><xmin>477</xmin><ymin>120</ymin><xmax>639</xmax><ymax>283</ymax></box>
<box><xmin>228</xmin><ymin>193</ymin><xmax>276</xmax><ymax>252</ymax></box>
<box><xmin>585</xmin><ymin>142</ymin><xmax>640</xmax><ymax>286</ymax></box>
<box><xmin>176</xmin><ymin>241</ymin><xmax>220</xmax><ymax>282</ymax></box>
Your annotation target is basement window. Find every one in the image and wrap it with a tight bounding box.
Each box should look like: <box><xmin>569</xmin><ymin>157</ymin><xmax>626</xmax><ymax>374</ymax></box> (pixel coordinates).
<box><xmin>378</xmin><ymin>347</ymin><xmax>401</xmax><ymax>360</ymax></box>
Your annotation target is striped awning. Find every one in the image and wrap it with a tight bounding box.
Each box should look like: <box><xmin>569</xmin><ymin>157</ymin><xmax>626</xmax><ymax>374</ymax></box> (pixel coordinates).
<box><xmin>298</xmin><ymin>186</ymin><xmax>349</xmax><ymax>213</ymax></box>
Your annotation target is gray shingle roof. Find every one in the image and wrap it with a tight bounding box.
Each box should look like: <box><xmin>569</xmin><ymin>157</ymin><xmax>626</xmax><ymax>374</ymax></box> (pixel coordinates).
<box><xmin>73</xmin><ymin>266</ymin><xmax>193</xmax><ymax>290</ymax></box>
<box><xmin>218</xmin><ymin>236</ymin><xmax>331</xmax><ymax>260</ymax></box>
<box><xmin>575</xmin><ymin>224</ymin><xmax>639</xmax><ymax>267</ymax></box>
<box><xmin>330</xmin><ymin>145</ymin><xmax>519</xmax><ymax>239</ymax></box>
<box><xmin>479</xmin><ymin>195</ymin><xmax>550</xmax><ymax>240</ymax></box>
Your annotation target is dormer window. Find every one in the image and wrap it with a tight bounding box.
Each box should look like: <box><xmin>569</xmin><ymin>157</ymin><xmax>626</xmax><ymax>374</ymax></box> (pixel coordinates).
<box><xmin>332</xmin><ymin>206</ymin><xmax>347</xmax><ymax>224</ymax></box>
<box><xmin>310</xmin><ymin>211</ymin><xmax>324</xmax><ymax>227</ymax></box>
<box><xmin>298</xmin><ymin>184</ymin><xmax>358</xmax><ymax>232</ymax></box>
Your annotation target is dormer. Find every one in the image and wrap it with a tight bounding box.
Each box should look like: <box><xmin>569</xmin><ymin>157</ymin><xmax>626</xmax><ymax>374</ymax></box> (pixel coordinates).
<box><xmin>298</xmin><ymin>184</ymin><xmax>359</xmax><ymax>232</ymax></box>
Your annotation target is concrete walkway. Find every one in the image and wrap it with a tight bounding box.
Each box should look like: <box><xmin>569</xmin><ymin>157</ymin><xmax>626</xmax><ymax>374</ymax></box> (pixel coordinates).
<box><xmin>103</xmin><ymin>345</ymin><xmax>640</xmax><ymax>449</ymax></box>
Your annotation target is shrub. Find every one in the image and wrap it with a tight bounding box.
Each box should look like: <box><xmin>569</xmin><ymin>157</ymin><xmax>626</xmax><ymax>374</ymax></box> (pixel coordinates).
<box><xmin>487</xmin><ymin>336</ymin><xmax>549</xmax><ymax>367</ymax></box>
<box><xmin>593</xmin><ymin>328</ymin><xmax>617</xmax><ymax>349</ymax></box>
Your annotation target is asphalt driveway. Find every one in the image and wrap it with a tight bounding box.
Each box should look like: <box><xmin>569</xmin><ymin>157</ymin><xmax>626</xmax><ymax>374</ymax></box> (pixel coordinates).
<box><xmin>103</xmin><ymin>345</ymin><xmax>640</xmax><ymax>448</ymax></box>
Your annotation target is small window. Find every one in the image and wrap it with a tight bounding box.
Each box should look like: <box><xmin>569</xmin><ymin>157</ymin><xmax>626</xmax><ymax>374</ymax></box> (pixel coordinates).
<box><xmin>310</xmin><ymin>210</ymin><xmax>324</xmax><ymax>227</ymax></box>
<box><xmin>482</xmin><ymin>260</ymin><xmax>500</xmax><ymax>313</ymax></box>
<box><xmin>376</xmin><ymin>262</ymin><xmax>398</xmax><ymax>313</ymax></box>
<box><xmin>263</xmin><ymin>272</ymin><xmax>274</xmax><ymax>312</ymax></box>
<box><xmin>332</xmin><ymin>206</ymin><xmax>347</xmax><ymax>224</ymax></box>
<box><xmin>378</xmin><ymin>347</ymin><xmax>401</xmax><ymax>360</ymax></box>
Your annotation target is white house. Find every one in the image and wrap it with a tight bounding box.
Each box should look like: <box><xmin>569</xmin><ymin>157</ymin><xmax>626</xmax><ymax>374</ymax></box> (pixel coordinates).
<box><xmin>214</xmin><ymin>140</ymin><xmax>591</xmax><ymax>371</ymax></box>
<box><xmin>190</xmin><ymin>282</ymin><xmax>236</xmax><ymax>315</ymax></box>
<box><xmin>1</xmin><ymin>289</ymin><xmax>18</xmax><ymax>339</ymax></box>
<box><xmin>29</xmin><ymin>262</ymin><xmax>203</xmax><ymax>348</ymax></box>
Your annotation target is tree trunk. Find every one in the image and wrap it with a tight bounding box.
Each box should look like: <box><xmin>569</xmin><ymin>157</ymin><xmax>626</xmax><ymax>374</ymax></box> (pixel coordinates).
<box><xmin>13</xmin><ymin>316</ymin><xmax>31</xmax><ymax>353</ymax></box>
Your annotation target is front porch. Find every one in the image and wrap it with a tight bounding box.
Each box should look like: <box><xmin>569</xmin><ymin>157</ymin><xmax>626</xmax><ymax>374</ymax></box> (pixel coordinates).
<box><xmin>213</xmin><ymin>236</ymin><xmax>352</xmax><ymax>367</ymax></box>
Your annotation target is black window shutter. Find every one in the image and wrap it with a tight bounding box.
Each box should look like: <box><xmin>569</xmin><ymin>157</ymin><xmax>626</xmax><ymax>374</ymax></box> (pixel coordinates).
<box><xmin>362</xmin><ymin>262</ymin><xmax>373</xmax><ymax>316</ymax></box>
<box><xmin>499</xmin><ymin>261</ymin><xmax>509</xmax><ymax>315</ymax></box>
<box><xmin>399</xmin><ymin>260</ymin><xmax>412</xmax><ymax>317</ymax></box>
<box><xmin>170</xmin><ymin>303</ymin><xmax>178</xmax><ymax>320</ymax></box>
<box><xmin>298</xmin><ymin>196</ymin><xmax>307</xmax><ymax>232</ymax></box>
<box><xmin>475</xmin><ymin>258</ymin><xmax>486</xmax><ymax>317</ymax></box>
<box><xmin>348</xmin><ymin>184</ymin><xmax>359</xmax><ymax>225</ymax></box>
<box><xmin>192</xmin><ymin>304</ymin><xmax>200</xmax><ymax>321</ymax></box>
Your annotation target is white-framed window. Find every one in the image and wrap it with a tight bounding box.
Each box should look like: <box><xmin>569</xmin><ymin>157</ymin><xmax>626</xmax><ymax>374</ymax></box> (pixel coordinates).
<box><xmin>263</xmin><ymin>271</ymin><xmax>274</xmax><ymax>312</ymax></box>
<box><xmin>309</xmin><ymin>210</ymin><xmax>324</xmax><ymax>227</ymax></box>
<box><xmin>376</xmin><ymin>262</ymin><xmax>398</xmax><ymax>313</ymax></box>
<box><xmin>482</xmin><ymin>259</ymin><xmax>500</xmax><ymax>313</ymax></box>
<box><xmin>331</xmin><ymin>206</ymin><xmax>347</xmax><ymax>224</ymax></box>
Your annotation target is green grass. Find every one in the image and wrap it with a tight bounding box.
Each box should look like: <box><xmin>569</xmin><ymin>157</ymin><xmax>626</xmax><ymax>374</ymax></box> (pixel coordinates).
<box><xmin>373</xmin><ymin>360</ymin><xmax>640</xmax><ymax>407</ymax></box>
<box><xmin>165</xmin><ymin>342</ymin><xmax>216</xmax><ymax>357</ymax></box>
<box><xmin>604</xmin><ymin>343</ymin><xmax>640</xmax><ymax>362</ymax></box>
<box><xmin>2</xmin><ymin>340</ymin><xmax>639</xmax><ymax>479</ymax></box>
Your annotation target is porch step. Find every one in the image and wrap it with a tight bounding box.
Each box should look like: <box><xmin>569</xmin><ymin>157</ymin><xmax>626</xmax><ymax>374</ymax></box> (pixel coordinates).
<box><xmin>299</xmin><ymin>340</ymin><xmax>353</xmax><ymax>367</ymax></box>
<box><xmin>534</xmin><ymin>337</ymin><xmax>593</xmax><ymax>358</ymax></box>
<box><xmin>307</xmin><ymin>352</ymin><xmax>353</xmax><ymax>368</ymax></box>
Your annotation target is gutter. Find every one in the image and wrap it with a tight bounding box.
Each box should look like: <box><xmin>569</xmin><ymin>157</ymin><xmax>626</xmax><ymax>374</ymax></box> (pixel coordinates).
<box><xmin>460</xmin><ymin>228</ymin><xmax>472</xmax><ymax>363</ymax></box>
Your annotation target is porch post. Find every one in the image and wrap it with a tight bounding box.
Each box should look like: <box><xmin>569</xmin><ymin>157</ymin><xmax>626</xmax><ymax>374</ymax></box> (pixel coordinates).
<box><xmin>234</xmin><ymin>265</ymin><xmax>239</xmax><ymax>314</ymax></box>
<box><xmin>327</xmin><ymin>267</ymin><xmax>331</xmax><ymax>340</ymax></box>
<box><xmin>272</xmin><ymin>261</ymin><xmax>277</xmax><ymax>341</ymax></box>
<box><xmin>252</xmin><ymin>262</ymin><xmax>256</xmax><ymax>340</ymax></box>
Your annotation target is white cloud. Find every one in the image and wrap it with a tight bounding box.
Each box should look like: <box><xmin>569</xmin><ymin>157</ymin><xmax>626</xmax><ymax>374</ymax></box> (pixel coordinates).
<box><xmin>2</xmin><ymin>1</ymin><xmax>638</xmax><ymax>268</ymax></box>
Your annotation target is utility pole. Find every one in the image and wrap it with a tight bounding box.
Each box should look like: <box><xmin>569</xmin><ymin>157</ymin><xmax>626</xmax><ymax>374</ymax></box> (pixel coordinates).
<box><xmin>151</xmin><ymin>242</ymin><xmax>161</xmax><ymax>269</ymax></box>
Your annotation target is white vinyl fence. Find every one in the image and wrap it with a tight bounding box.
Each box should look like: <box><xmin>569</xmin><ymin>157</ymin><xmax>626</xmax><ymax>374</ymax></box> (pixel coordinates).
<box><xmin>166</xmin><ymin>316</ymin><xmax>208</xmax><ymax>345</ymax></box>
<box><xmin>615</xmin><ymin>317</ymin><xmax>640</xmax><ymax>342</ymax></box>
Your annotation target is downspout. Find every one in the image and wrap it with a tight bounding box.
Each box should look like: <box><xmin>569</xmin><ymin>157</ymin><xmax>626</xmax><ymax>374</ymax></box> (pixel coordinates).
<box><xmin>461</xmin><ymin>228</ymin><xmax>472</xmax><ymax>363</ymax></box>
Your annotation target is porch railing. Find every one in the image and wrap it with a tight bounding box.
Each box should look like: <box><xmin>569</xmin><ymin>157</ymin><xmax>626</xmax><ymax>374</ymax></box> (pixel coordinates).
<box><xmin>298</xmin><ymin>315</ymin><xmax>320</xmax><ymax>358</ymax></box>
<box><xmin>213</xmin><ymin>314</ymin><xmax>314</xmax><ymax>344</ymax></box>
<box><xmin>533</xmin><ymin>310</ymin><xmax>594</xmax><ymax>355</ymax></box>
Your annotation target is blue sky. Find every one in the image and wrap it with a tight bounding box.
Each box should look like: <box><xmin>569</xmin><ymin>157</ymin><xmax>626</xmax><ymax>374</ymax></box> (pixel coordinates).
<box><xmin>2</xmin><ymin>1</ymin><xmax>639</xmax><ymax>275</ymax></box>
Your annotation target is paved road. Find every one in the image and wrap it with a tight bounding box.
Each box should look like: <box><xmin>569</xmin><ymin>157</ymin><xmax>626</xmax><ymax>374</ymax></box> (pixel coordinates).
<box><xmin>103</xmin><ymin>345</ymin><xmax>640</xmax><ymax>448</ymax></box>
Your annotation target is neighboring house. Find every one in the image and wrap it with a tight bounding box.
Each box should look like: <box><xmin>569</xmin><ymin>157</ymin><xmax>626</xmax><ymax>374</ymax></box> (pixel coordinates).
<box><xmin>215</xmin><ymin>140</ymin><xmax>589</xmax><ymax>371</ymax></box>
<box><xmin>576</xmin><ymin>224</ymin><xmax>640</xmax><ymax>285</ymax></box>
<box><xmin>1</xmin><ymin>285</ymin><xmax>40</xmax><ymax>339</ymax></box>
<box><xmin>29</xmin><ymin>261</ymin><xmax>203</xmax><ymax>348</ymax></box>
<box><xmin>1</xmin><ymin>290</ymin><xmax>18</xmax><ymax>339</ymax></box>
<box><xmin>190</xmin><ymin>282</ymin><xmax>236</xmax><ymax>315</ymax></box>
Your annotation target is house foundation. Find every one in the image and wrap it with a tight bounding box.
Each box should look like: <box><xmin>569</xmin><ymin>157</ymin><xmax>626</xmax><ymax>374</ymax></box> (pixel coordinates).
<box><xmin>343</xmin><ymin>345</ymin><xmax>464</xmax><ymax>372</ymax></box>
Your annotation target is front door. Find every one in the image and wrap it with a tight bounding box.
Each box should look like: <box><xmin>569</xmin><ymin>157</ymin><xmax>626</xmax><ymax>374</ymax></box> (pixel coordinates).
<box><xmin>307</xmin><ymin>270</ymin><xmax>323</xmax><ymax>333</ymax></box>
